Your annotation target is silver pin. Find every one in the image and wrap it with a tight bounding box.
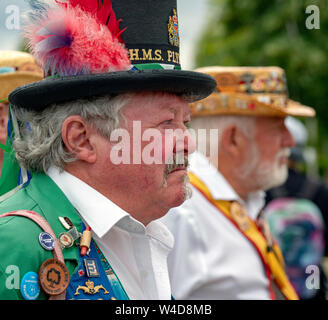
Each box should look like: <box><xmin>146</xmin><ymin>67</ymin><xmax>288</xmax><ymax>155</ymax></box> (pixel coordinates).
<box><xmin>58</xmin><ymin>216</ymin><xmax>73</xmax><ymax>230</ymax></box>
<box><xmin>58</xmin><ymin>217</ymin><xmax>81</xmax><ymax>249</ymax></box>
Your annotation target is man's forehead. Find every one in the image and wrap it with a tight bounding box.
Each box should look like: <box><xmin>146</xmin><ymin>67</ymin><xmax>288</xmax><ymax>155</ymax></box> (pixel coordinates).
<box><xmin>254</xmin><ymin>116</ymin><xmax>287</xmax><ymax>139</ymax></box>
<box><xmin>167</xmin><ymin>104</ymin><xmax>191</xmax><ymax>115</ymax></box>
<box><xmin>256</xmin><ymin>116</ymin><xmax>286</xmax><ymax>127</ymax></box>
<box><xmin>124</xmin><ymin>92</ymin><xmax>189</xmax><ymax>114</ymax></box>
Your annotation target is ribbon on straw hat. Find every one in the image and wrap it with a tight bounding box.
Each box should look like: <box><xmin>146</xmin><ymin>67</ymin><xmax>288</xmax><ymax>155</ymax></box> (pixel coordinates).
<box><xmin>190</xmin><ymin>66</ymin><xmax>315</xmax><ymax>118</ymax></box>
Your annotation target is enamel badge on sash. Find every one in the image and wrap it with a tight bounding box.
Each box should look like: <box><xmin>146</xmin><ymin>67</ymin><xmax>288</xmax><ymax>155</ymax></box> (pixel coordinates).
<box><xmin>230</xmin><ymin>201</ymin><xmax>251</xmax><ymax>231</ymax></box>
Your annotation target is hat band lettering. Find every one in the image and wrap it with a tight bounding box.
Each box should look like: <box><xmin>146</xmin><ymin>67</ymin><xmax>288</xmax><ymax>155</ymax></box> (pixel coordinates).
<box><xmin>127</xmin><ymin>45</ymin><xmax>180</xmax><ymax>67</ymax></box>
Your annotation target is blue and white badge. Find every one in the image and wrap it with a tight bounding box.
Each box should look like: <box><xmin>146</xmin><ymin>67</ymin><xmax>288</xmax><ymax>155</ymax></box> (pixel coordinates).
<box><xmin>20</xmin><ymin>272</ymin><xmax>40</xmax><ymax>300</ymax></box>
<box><xmin>39</xmin><ymin>232</ymin><xmax>55</xmax><ymax>251</ymax></box>
<box><xmin>84</xmin><ymin>258</ymin><xmax>100</xmax><ymax>277</ymax></box>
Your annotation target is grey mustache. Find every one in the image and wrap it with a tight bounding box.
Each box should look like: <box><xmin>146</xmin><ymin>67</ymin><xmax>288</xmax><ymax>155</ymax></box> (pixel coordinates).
<box><xmin>165</xmin><ymin>155</ymin><xmax>189</xmax><ymax>175</ymax></box>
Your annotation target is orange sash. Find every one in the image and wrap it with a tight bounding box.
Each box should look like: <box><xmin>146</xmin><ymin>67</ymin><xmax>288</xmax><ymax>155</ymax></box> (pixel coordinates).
<box><xmin>189</xmin><ymin>172</ymin><xmax>299</xmax><ymax>300</ymax></box>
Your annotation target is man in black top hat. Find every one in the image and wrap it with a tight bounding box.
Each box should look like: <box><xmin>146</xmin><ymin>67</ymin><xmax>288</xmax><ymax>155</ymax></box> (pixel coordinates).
<box><xmin>0</xmin><ymin>0</ymin><xmax>216</xmax><ymax>300</ymax></box>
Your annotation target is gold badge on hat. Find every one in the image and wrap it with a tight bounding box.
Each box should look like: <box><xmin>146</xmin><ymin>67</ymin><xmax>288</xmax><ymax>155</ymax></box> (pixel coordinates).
<box><xmin>168</xmin><ymin>8</ymin><xmax>179</xmax><ymax>47</ymax></box>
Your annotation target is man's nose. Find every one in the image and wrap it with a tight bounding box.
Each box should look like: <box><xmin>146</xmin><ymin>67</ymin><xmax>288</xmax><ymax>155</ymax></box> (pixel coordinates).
<box><xmin>173</xmin><ymin>126</ymin><xmax>196</xmax><ymax>156</ymax></box>
<box><xmin>282</xmin><ymin>124</ymin><xmax>296</xmax><ymax>148</ymax></box>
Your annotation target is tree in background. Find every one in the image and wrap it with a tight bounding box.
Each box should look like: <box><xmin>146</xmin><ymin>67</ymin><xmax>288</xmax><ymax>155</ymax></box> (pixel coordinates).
<box><xmin>196</xmin><ymin>0</ymin><xmax>328</xmax><ymax>178</ymax></box>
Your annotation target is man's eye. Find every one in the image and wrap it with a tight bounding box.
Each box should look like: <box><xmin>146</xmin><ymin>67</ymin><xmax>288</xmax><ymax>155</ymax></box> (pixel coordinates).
<box><xmin>184</xmin><ymin>121</ymin><xmax>191</xmax><ymax>129</ymax></box>
<box><xmin>161</xmin><ymin>119</ymin><xmax>173</xmax><ymax>125</ymax></box>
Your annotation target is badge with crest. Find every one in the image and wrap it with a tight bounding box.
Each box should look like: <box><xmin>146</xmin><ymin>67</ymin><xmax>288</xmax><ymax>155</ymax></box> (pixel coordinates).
<box><xmin>168</xmin><ymin>8</ymin><xmax>179</xmax><ymax>47</ymax></box>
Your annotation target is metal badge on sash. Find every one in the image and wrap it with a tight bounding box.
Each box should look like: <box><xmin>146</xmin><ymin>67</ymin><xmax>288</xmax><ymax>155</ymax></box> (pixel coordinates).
<box><xmin>74</xmin><ymin>280</ymin><xmax>109</xmax><ymax>296</ymax></box>
<box><xmin>84</xmin><ymin>259</ymin><xmax>100</xmax><ymax>277</ymax></box>
<box><xmin>230</xmin><ymin>201</ymin><xmax>251</xmax><ymax>231</ymax></box>
<box><xmin>65</xmin><ymin>224</ymin><xmax>129</xmax><ymax>300</ymax></box>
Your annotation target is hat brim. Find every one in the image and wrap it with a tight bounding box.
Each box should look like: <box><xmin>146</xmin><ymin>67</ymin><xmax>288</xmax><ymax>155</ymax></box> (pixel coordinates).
<box><xmin>9</xmin><ymin>69</ymin><xmax>217</xmax><ymax>111</ymax></box>
<box><xmin>190</xmin><ymin>93</ymin><xmax>315</xmax><ymax>118</ymax></box>
<box><xmin>284</xmin><ymin>99</ymin><xmax>316</xmax><ymax>117</ymax></box>
<box><xmin>0</xmin><ymin>72</ymin><xmax>43</xmax><ymax>103</ymax></box>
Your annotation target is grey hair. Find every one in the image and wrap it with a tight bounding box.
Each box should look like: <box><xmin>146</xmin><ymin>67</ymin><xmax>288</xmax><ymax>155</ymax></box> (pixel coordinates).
<box><xmin>190</xmin><ymin>115</ymin><xmax>257</xmax><ymax>155</ymax></box>
<box><xmin>12</xmin><ymin>94</ymin><xmax>132</xmax><ymax>173</ymax></box>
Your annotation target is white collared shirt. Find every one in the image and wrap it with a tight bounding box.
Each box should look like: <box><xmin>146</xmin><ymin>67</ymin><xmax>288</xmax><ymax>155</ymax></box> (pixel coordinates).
<box><xmin>160</xmin><ymin>151</ymin><xmax>270</xmax><ymax>300</ymax></box>
<box><xmin>47</xmin><ymin>167</ymin><xmax>174</xmax><ymax>300</ymax></box>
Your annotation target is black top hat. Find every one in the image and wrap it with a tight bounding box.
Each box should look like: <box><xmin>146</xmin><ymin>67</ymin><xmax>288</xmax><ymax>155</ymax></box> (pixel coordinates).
<box><xmin>9</xmin><ymin>0</ymin><xmax>216</xmax><ymax>111</ymax></box>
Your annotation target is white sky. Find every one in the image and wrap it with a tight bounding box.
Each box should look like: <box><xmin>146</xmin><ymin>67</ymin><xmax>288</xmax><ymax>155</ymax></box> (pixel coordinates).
<box><xmin>178</xmin><ymin>0</ymin><xmax>210</xmax><ymax>69</ymax></box>
<box><xmin>0</xmin><ymin>0</ymin><xmax>211</xmax><ymax>69</ymax></box>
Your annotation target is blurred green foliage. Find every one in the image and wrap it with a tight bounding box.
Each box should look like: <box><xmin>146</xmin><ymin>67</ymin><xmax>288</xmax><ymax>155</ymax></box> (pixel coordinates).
<box><xmin>196</xmin><ymin>0</ymin><xmax>328</xmax><ymax>176</ymax></box>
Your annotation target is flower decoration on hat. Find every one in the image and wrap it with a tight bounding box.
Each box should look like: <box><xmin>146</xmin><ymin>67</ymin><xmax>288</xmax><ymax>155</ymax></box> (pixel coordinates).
<box><xmin>190</xmin><ymin>66</ymin><xmax>315</xmax><ymax>118</ymax></box>
<box><xmin>25</xmin><ymin>0</ymin><xmax>131</xmax><ymax>77</ymax></box>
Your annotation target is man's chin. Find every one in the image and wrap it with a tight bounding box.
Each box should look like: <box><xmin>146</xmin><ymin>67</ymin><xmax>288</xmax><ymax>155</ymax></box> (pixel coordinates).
<box><xmin>163</xmin><ymin>172</ymin><xmax>192</xmax><ymax>207</ymax></box>
<box><xmin>257</xmin><ymin>164</ymin><xmax>289</xmax><ymax>191</ymax></box>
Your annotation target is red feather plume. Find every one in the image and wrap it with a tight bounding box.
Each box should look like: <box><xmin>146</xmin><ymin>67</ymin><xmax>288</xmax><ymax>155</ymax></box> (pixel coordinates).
<box><xmin>26</xmin><ymin>0</ymin><xmax>131</xmax><ymax>76</ymax></box>
<box><xmin>56</xmin><ymin>0</ymin><xmax>125</xmax><ymax>41</ymax></box>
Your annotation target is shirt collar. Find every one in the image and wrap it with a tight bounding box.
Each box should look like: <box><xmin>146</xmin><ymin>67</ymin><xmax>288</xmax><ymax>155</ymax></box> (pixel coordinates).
<box><xmin>47</xmin><ymin>166</ymin><xmax>131</xmax><ymax>238</ymax></box>
<box><xmin>188</xmin><ymin>152</ymin><xmax>265</xmax><ymax>220</ymax></box>
<box><xmin>46</xmin><ymin>166</ymin><xmax>174</xmax><ymax>247</ymax></box>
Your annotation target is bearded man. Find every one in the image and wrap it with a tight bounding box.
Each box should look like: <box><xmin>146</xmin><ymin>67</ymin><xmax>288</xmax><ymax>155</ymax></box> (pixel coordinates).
<box><xmin>161</xmin><ymin>66</ymin><xmax>315</xmax><ymax>300</ymax></box>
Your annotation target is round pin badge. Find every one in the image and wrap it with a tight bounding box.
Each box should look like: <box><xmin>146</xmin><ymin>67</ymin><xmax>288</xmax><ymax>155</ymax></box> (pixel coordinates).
<box><xmin>20</xmin><ymin>271</ymin><xmax>40</xmax><ymax>300</ymax></box>
<box><xmin>39</xmin><ymin>232</ymin><xmax>55</xmax><ymax>251</ymax></box>
<box><xmin>58</xmin><ymin>232</ymin><xmax>74</xmax><ymax>249</ymax></box>
<box><xmin>39</xmin><ymin>258</ymin><xmax>70</xmax><ymax>296</ymax></box>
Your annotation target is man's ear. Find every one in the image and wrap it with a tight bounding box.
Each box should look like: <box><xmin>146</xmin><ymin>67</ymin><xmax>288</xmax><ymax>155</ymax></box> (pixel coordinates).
<box><xmin>220</xmin><ymin>125</ymin><xmax>247</xmax><ymax>158</ymax></box>
<box><xmin>61</xmin><ymin>115</ymin><xmax>97</xmax><ymax>163</ymax></box>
